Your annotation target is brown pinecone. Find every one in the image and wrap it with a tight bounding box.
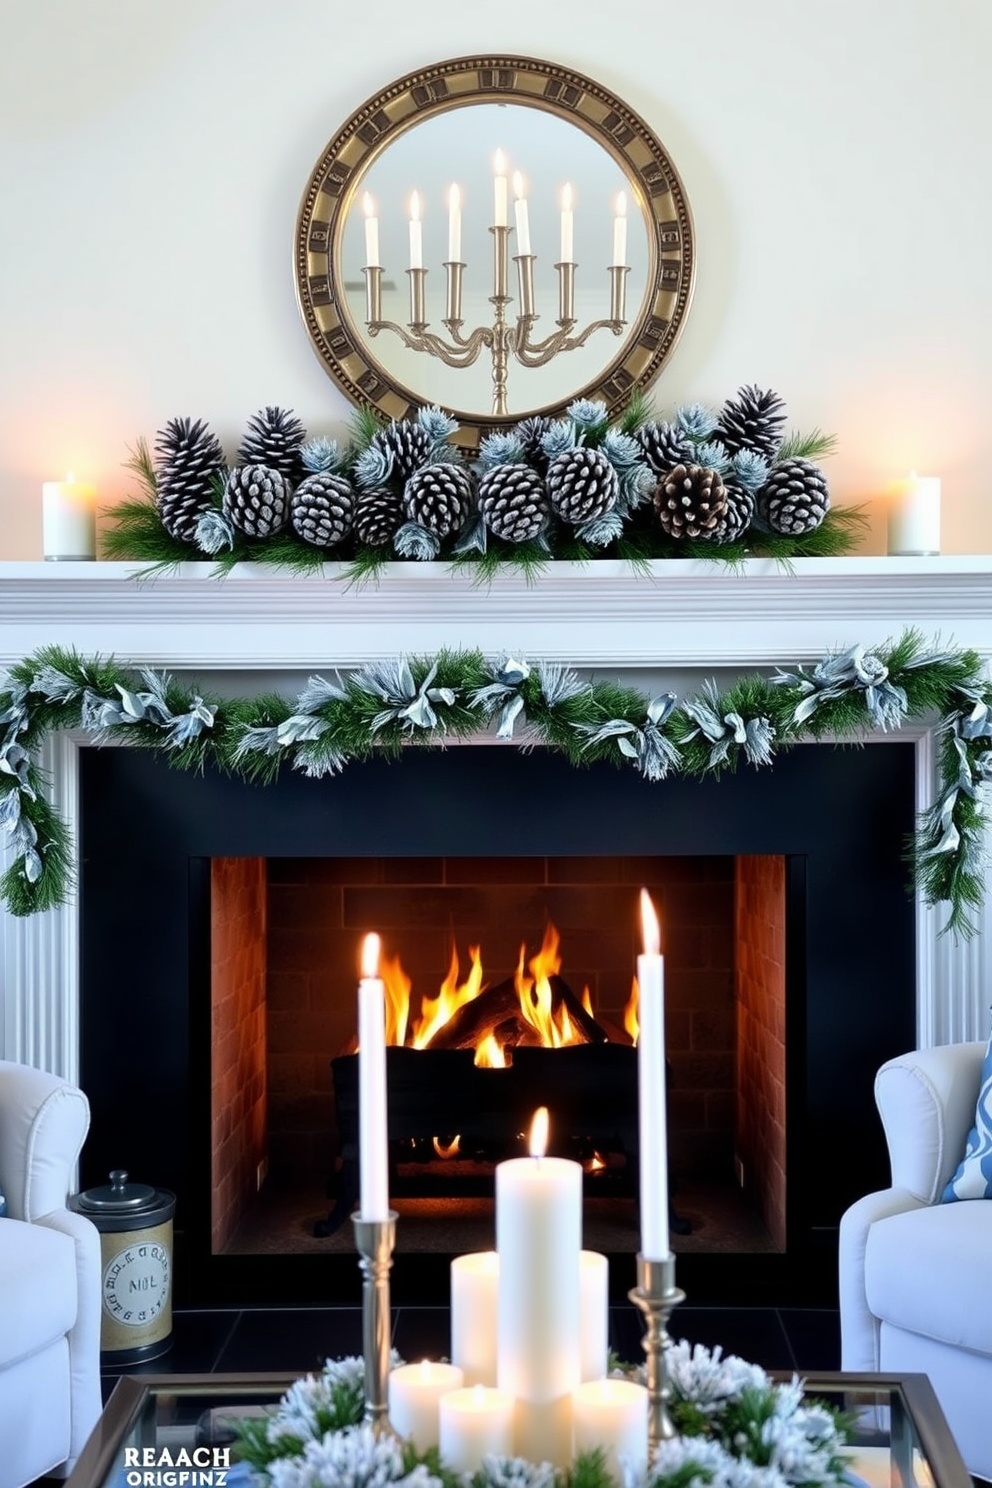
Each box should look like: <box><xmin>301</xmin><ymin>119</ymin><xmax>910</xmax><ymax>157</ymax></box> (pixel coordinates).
<box><xmin>353</xmin><ymin>486</ymin><xmax>404</xmax><ymax>547</ymax></box>
<box><xmin>654</xmin><ymin>464</ymin><xmax>727</xmax><ymax>539</ymax></box>
<box><xmin>479</xmin><ymin>464</ymin><xmax>549</xmax><ymax>543</ymax></box>
<box><xmin>757</xmin><ymin>458</ymin><xmax>830</xmax><ymax>534</ymax></box>
<box><xmin>290</xmin><ymin>472</ymin><xmax>355</xmax><ymax>548</ymax></box>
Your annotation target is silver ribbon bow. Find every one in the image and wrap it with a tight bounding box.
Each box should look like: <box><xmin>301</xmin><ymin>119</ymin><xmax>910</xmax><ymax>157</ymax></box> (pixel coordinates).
<box><xmin>469</xmin><ymin>657</ymin><xmax>532</xmax><ymax>739</ymax></box>
<box><xmin>355</xmin><ymin>659</ymin><xmax>456</xmax><ymax>733</ymax></box>
<box><xmin>681</xmin><ymin>685</ymin><xmax>776</xmax><ymax>769</ymax></box>
<box><xmin>579</xmin><ymin>694</ymin><xmax>681</xmax><ymax>781</ymax></box>
<box><xmin>775</xmin><ymin>643</ymin><xmax>909</xmax><ymax>731</ymax></box>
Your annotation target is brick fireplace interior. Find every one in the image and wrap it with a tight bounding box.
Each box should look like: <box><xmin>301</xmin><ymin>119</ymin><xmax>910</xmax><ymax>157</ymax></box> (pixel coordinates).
<box><xmin>78</xmin><ymin>738</ymin><xmax>916</xmax><ymax>1308</ymax></box>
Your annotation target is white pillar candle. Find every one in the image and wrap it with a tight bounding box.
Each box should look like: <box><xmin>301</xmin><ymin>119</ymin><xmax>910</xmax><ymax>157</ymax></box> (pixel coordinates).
<box><xmin>580</xmin><ymin>1250</ymin><xmax>609</xmax><ymax>1382</ymax></box>
<box><xmin>513</xmin><ymin>171</ymin><xmax>531</xmax><ymax>256</ymax></box>
<box><xmin>408</xmin><ymin>192</ymin><xmax>423</xmax><ymax>271</ymax></box>
<box><xmin>637</xmin><ymin>890</ymin><xmax>669</xmax><ymax>1259</ymax></box>
<box><xmin>447</xmin><ymin>183</ymin><xmax>462</xmax><ymax>262</ymax></box>
<box><xmin>572</xmin><ymin>1379</ymin><xmax>649</xmax><ymax>1481</ymax></box>
<box><xmin>358</xmin><ymin>933</ymin><xmax>389</xmax><ymax>1220</ymax></box>
<box><xmin>389</xmin><ymin>1360</ymin><xmax>463</xmax><ymax>1450</ymax></box>
<box><xmin>451</xmin><ymin>1250</ymin><xmax>499</xmax><ymax>1385</ymax></box>
<box><xmin>612</xmin><ymin>191</ymin><xmax>627</xmax><ymax>267</ymax></box>
<box><xmin>439</xmin><ymin>1385</ymin><xmax>515</xmax><ymax>1474</ymax></box>
<box><xmin>497</xmin><ymin>1106</ymin><xmax>582</xmax><ymax>1465</ymax></box>
<box><xmin>560</xmin><ymin>183</ymin><xmax>574</xmax><ymax>262</ymax></box>
<box><xmin>42</xmin><ymin>472</ymin><xmax>97</xmax><ymax>560</ymax></box>
<box><xmin>887</xmin><ymin>472</ymin><xmax>941</xmax><ymax>555</ymax></box>
<box><xmin>493</xmin><ymin>150</ymin><xmax>508</xmax><ymax>228</ymax></box>
<box><xmin>363</xmin><ymin>192</ymin><xmax>380</xmax><ymax>268</ymax></box>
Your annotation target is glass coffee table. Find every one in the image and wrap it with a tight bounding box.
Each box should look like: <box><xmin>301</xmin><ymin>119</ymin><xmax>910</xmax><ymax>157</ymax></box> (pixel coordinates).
<box><xmin>66</xmin><ymin>1371</ymin><xmax>973</xmax><ymax>1488</ymax></box>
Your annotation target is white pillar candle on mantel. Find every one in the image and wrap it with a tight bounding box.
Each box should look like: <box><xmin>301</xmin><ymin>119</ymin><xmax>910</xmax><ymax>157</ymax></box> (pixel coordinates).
<box><xmin>496</xmin><ymin>1105</ymin><xmax>582</xmax><ymax>1465</ymax></box>
<box><xmin>572</xmin><ymin>1378</ymin><xmax>649</xmax><ymax>1481</ymax></box>
<box><xmin>42</xmin><ymin>472</ymin><xmax>97</xmax><ymax>560</ymax></box>
<box><xmin>579</xmin><ymin>1250</ymin><xmax>609</xmax><ymax>1381</ymax></box>
<box><xmin>358</xmin><ymin>933</ymin><xmax>390</xmax><ymax>1220</ymax></box>
<box><xmin>439</xmin><ymin>1385</ymin><xmax>515</xmax><ymax>1473</ymax></box>
<box><xmin>637</xmin><ymin>889</ymin><xmax>669</xmax><ymax>1258</ymax></box>
<box><xmin>389</xmin><ymin>1360</ymin><xmax>463</xmax><ymax>1450</ymax></box>
<box><xmin>451</xmin><ymin>1250</ymin><xmax>499</xmax><ymax>1385</ymax></box>
<box><xmin>887</xmin><ymin>472</ymin><xmax>941</xmax><ymax>555</ymax></box>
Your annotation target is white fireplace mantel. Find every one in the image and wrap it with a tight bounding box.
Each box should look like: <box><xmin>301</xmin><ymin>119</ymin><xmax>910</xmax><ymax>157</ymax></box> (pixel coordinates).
<box><xmin>2</xmin><ymin>555</ymin><xmax>991</xmax><ymax>1076</ymax></box>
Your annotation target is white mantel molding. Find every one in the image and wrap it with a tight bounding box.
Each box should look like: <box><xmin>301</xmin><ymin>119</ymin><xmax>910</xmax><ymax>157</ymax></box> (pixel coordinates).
<box><xmin>2</xmin><ymin>556</ymin><xmax>990</xmax><ymax>1076</ymax></box>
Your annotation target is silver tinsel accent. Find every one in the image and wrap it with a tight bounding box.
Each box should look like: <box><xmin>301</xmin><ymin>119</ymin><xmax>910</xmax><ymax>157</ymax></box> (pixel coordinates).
<box><xmin>354</xmin><ymin>659</ymin><xmax>456</xmax><ymax>733</ymax></box>
<box><xmin>538</xmin><ymin>661</ymin><xmax>590</xmax><ymax>709</ymax></box>
<box><xmin>775</xmin><ymin>643</ymin><xmax>908</xmax><ymax>732</ymax></box>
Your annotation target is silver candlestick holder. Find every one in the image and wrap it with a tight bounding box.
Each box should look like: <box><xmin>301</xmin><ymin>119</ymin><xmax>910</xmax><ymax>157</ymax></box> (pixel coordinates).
<box><xmin>353</xmin><ymin>1211</ymin><xmax>398</xmax><ymax>1437</ymax></box>
<box><xmin>628</xmin><ymin>1252</ymin><xmax>686</xmax><ymax>1453</ymax></box>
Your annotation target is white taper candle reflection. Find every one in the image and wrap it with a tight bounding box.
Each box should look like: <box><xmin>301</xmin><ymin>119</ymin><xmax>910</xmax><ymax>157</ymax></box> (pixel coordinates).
<box><xmin>494</xmin><ymin>150</ymin><xmax>508</xmax><ymax>228</ymax></box>
<box><xmin>513</xmin><ymin>171</ymin><xmax>531</xmax><ymax>256</ymax></box>
<box><xmin>612</xmin><ymin>191</ymin><xmax>627</xmax><ymax>267</ymax></box>
<box><xmin>448</xmin><ymin>183</ymin><xmax>462</xmax><ymax>262</ymax></box>
<box><xmin>408</xmin><ymin>192</ymin><xmax>423</xmax><ymax>270</ymax></box>
<box><xmin>560</xmin><ymin>182</ymin><xmax>574</xmax><ymax>261</ymax></box>
<box><xmin>363</xmin><ymin>192</ymin><xmax>380</xmax><ymax>268</ymax></box>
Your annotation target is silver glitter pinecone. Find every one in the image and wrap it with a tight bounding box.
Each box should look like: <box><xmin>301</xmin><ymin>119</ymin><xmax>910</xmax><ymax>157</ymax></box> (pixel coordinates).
<box><xmin>223</xmin><ymin>464</ymin><xmax>291</xmax><ymax>539</ymax></box>
<box><xmin>238</xmin><ymin>406</ymin><xmax>307</xmax><ymax>487</ymax></box>
<box><xmin>757</xmin><ymin>458</ymin><xmax>830</xmax><ymax>534</ymax></box>
<box><xmin>404</xmin><ymin>463</ymin><xmax>474</xmax><ymax>538</ymax></box>
<box><xmin>716</xmin><ymin>385</ymin><xmax>787</xmax><ymax>462</ymax></box>
<box><xmin>371</xmin><ymin>420</ymin><xmax>433</xmax><ymax>480</ymax></box>
<box><xmin>635</xmin><ymin>420</ymin><xmax>694</xmax><ymax>478</ymax></box>
<box><xmin>479</xmin><ymin>464</ymin><xmax>549</xmax><ymax>543</ymax></box>
<box><xmin>154</xmin><ymin>417</ymin><xmax>226</xmax><ymax>544</ymax></box>
<box><xmin>546</xmin><ymin>447</ymin><xmax>619</xmax><ymax>524</ymax></box>
<box><xmin>654</xmin><ymin>463</ymin><xmax>727</xmax><ymax>539</ymax></box>
<box><xmin>290</xmin><ymin>472</ymin><xmax>355</xmax><ymax>548</ymax></box>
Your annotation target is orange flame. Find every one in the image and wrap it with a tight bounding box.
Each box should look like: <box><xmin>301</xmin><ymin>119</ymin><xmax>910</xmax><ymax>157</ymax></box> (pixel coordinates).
<box><xmin>623</xmin><ymin>975</ymin><xmax>639</xmax><ymax>1045</ymax></box>
<box><xmin>529</xmin><ymin>1106</ymin><xmax>549</xmax><ymax>1157</ymax></box>
<box><xmin>410</xmin><ymin>943</ymin><xmax>484</xmax><ymax>1048</ymax></box>
<box><xmin>581</xmin><ymin>986</ymin><xmax>594</xmax><ymax>1017</ymax></box>
<box><xmin>380</xmin><ymin>951</ymin><xmax>411</xmax><ymax>1048</ymax></box>
<box><xmin>476</xmin><ymin>1034</ymin><xmax>507</xmax><ymax>1068</ymax></box>
<box><xmin>433</xmin><ymin>1134</ymin><xmax>461</xmax><ymax>1159</ymax></box>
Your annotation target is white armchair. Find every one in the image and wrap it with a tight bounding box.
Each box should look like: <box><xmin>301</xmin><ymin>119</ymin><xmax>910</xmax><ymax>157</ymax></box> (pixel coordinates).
<box><xmin>839</xmin><ymin>1040</ymin><xmax>992</xmax><ymax>1481</ymax></box>
<box><xmin>0</xmin><ymin>1060</ymin><xmax>102</xmax><ymax>1487</ymax></box>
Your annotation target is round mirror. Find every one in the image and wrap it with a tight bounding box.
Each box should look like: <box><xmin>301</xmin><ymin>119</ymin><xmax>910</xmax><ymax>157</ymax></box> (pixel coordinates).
<box><xmin>296</xmin><ymin>56</ymin><xmax>695</xmax><ymax>447</ymax></box>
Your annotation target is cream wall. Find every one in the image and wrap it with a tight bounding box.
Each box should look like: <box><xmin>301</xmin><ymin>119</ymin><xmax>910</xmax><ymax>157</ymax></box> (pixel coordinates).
<box><xmin>1</xmin><ymin>0</ymin><xmax>990</xmax><ymax>557</ymax></box>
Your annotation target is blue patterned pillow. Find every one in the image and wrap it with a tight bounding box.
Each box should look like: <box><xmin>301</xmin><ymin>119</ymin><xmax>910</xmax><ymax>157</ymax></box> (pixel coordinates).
<box><xmin>941</xmin><ymin>1033</ymin><xmax>992</xmax><ymax>1201</ymax></box>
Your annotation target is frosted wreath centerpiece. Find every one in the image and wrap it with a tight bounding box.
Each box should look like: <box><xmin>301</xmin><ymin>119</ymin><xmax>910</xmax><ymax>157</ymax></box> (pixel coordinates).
<box><xmin>230</xmin><ymin>1345</ymin><xmax>853</xmax><ymax>1488</ymax></box>
<box><xmin>101</xmin><ymin>388</ymin><xmax>869</xmax><ymax>581</ymax></box>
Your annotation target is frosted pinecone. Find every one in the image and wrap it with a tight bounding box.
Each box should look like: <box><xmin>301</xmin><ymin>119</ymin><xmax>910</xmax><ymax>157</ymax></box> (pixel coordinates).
<box><xmin>546</xmin><ymin>446</ymin><xmax>619</xmax><ymax>524</ymax></box>
<box><xmin>513</xmin><ymin>415</ymin><xmax>555</xmax><ymax>473</ymax></box>
<box><xmin>353</xmin><ymin>486</ymin><xmax>404</xmax><ymax>547</ymax></box>
<box><xmin>636</xmin><ymin>420</ymin><xmax>694</xmax><ymax>478</ymax></box>
<box><xmin>716</xmin><ymin>385</ymin><xmax>787</xmax><ymax>462</ymax></box>
<box><xmin>371</xmin><ymin>419</ymin><xmax>433</xmax><ymax>482</ymax></box>
<box><xmin>154</xmin><ymin>417</ymin><xmax>226</xmax><ymax>544</ymax></box>
<box><xmin>404</xmin><ymin>463</ymin><xmax>474</xmax><ymax>538</ymax></box>
<box><xmin>654</xmin><ymin>463</ymin><xmax>727</xmax><ymax>539</ymax></box>
<box><xmin>222</xmin><ymin>464</ymin><xmax>290</xmax><ymax>539</ymax></box>
<box><xmin>290</xmin><ymin>472</ymin><xmax>355</xmax><ymax>548</ymax></box>
<box><xmin>699</xmin><ymin>483</ymin><xmax>755</xmax><ymax>544</ymax></box>
<box><xmin>479</xmin><ymin>464</ymin><xmax>549</xmax><ymax>543</ymax></box>
<box><xmin>757</xmin><ymin>458</ymin><xmax>830</xmax><ymax>534</ymax></box>
<box><xmin>238</xmin><ymin>406</ymin><xmax>307</xmax><ymax>487</ymax></box>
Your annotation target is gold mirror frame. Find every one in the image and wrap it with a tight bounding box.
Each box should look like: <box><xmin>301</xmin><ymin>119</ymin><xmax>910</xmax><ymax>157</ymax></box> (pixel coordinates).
<box><xmin>295</xmin><ymin>55</ymin><xmax>695</xmax><ymax>448</ymax></box>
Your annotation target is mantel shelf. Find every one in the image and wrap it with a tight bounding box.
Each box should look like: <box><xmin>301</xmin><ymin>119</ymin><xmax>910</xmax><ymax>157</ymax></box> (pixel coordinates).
<box><xmin>1</xmin><ymin>556</ymin><xmax>990</xmax><ymax>673</ymax></box>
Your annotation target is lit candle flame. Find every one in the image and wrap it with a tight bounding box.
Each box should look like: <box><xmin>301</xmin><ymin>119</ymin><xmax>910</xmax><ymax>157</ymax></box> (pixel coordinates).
<box><xmin>513</xmin><ymin>170</ymin><xmax>525</xmax><ymax>200</ymax></box>
<box><xmin>361</xmin><ymin>932</ymin><xmax>381</xmax><ymax>979</ymax></box>
<box><xmin>616</xmin><ymin>190</ymin><xmax>627</xmax><ymax>218</ymax></box>
<box><xmin>65</xmin><ymin>471</ymin><xmax>76</xmax><ymax>484</ymax></box>
<box><xmin>639</xmin><ymin>888</ymin><xmax>660</xmax><ymax>956</ymax></box>
<box><xmin>363</xmin><ymin>192</ymin><xmax>375</xmax><ymax>218</ymax></box>
<box><xmin>410</xmin><ymin>191</ymin><xmax>421</xmax><ymax>222</ymax></box>
<box><xmin>562</xmin><ymin>182</ymin><xmax>573</xmax><ymax>211</ymax></box>
<box><xmin>529</xmin><ymin>1105</ymin><xmax>549</xmax><ymax>1158</ymax></box>
<box><xmin>495</xmin><ymin>148</ymin><xmax>506</xmax><ymax>175</ymax></box>
<box><xmin>449</xmin><ymin>183</ymin><xmax>460</xmax><ymax>211</ymax></box>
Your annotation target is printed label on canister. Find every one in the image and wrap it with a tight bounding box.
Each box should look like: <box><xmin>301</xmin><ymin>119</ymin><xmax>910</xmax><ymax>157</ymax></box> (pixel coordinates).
<box><xmin>99</xmin><ymin>1218</ymin><xmax>173</xmax><ymax>1353</ymax></box>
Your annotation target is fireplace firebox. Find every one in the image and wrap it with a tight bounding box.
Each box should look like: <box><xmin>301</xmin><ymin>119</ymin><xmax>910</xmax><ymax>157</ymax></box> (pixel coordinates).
<box><xmin>78</xmin><ymin>738</ymin><xmax>917</xmax><ymax>1308</ymax></box>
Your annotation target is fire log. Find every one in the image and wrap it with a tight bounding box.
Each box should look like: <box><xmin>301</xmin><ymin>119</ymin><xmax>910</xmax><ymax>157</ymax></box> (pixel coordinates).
<box><xmin>423</xmin><ymin>973</ymin><xmax>610</xmax><ymax>1051</ymax></box>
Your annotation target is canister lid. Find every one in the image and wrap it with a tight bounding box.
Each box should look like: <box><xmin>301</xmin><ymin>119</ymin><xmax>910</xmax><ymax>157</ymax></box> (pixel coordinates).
<box><xmin>75</xmin><ymin>1169</ymin><xmax>157</xmax><ymax>1213</ymax></box>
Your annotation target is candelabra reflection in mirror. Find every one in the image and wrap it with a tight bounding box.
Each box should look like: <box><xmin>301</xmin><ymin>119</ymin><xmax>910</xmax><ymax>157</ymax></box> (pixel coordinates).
<box><xmin>360</xmin><ymin>152</ymin><xmax>631</xmax><ymax>417</ymax></box>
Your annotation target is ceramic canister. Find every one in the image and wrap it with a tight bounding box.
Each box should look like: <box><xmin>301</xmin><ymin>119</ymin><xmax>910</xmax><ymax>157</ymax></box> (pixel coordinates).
<box><xmin>71</xmin><ymin>1169</ymin><xmax>176</xmax><ymax>1363</ymax></box>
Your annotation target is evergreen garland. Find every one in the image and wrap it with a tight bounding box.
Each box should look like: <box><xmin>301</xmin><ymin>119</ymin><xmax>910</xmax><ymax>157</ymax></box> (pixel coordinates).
<box><xmin>2</xmin><ymin>633</ymin><xmax>989</xmax><ymax>935</ymax></box>
<box><xmin>100</xmin><ymin>393</ymin><xmax>870</xmax><ymax>583</ymax></box>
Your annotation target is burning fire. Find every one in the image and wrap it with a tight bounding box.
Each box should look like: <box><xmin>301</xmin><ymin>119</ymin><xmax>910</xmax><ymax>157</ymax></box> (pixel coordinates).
<box><xmin>624</xmin><ymin>975</ymin><xmax>639</xmax><ymax>1045</ymax></box>
<box><xmin>377</xmin><ymin>921</ymin><xmax>600</xmax><ymax>1067</ymax></box>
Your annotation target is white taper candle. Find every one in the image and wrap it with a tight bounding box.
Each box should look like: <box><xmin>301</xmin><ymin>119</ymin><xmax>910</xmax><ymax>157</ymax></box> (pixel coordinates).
<box><xmin>637</xmin><ymin>890</ymin><xmax>668</xmax><ymax>1258</ymax></box>
<box><xmin>358</xmin><ymin>933</ymin><xmax>389</xmax><ymax>1220</ymax></box>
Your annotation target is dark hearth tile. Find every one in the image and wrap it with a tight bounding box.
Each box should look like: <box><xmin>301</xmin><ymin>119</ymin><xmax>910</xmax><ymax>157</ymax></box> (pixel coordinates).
<box><xmin>393</xmin><ymin>1307</ymin><xmax>455</xmax><ymax>1363</ymax></box>
<box><xmin>214</xmin><ymin>1307</ymin><xmax>364</xmax><ymax>1373</ymax></box>
<box><xmin>101</xmin><ymin>1308</ymin><xmax>241</xmax><ymax>1384</ymax></box>
<box><xmin>778</xmin><ymin>1308</ymin><xmax>841</xmax><ymax>1371</ymax></box>
<box><xmin>610</xmin><ymin>1305</ymin><xmax>794</xmax><ymax>1373</ymax></box>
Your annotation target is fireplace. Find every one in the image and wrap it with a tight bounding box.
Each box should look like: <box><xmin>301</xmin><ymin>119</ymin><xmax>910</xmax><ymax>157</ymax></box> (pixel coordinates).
<box><xmin>76</xmin><ymin>733</ymin><xmax>916</xmax><ymax>1308</ymax></box>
